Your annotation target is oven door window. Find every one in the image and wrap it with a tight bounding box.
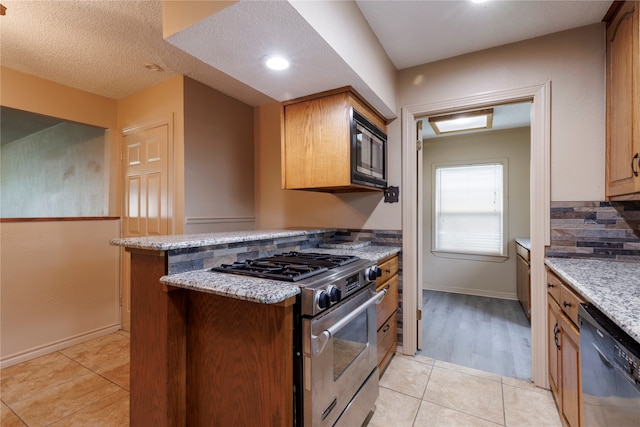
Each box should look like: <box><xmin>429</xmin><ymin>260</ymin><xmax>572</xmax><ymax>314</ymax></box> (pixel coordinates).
<box><xmin>332</xmin><ymin>309</ymin><xmax>368</xmax><ymax>380</ymax></box>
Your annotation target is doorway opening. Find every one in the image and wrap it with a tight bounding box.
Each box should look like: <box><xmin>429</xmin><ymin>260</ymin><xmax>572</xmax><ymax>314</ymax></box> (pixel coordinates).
<box><xmin>400</xmin><ymin>83</ymin><xmax>550</xmax><ymax>387</ymax></box>
<box><xmin>416</xmin><ymin>101</ymin><xmax>532</xmax><ymax>379</ymax></box>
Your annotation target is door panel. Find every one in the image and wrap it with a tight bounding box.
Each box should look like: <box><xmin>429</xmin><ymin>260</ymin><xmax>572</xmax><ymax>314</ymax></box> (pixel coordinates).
<box><xmin>121</xmin><ymin>122</ymin><xmax>170</xmax><ymax>331</ymax></box>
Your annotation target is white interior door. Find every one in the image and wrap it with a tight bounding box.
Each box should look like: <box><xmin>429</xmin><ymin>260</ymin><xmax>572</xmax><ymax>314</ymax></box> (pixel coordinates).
<box><xmin>120</xmin><ymin>122</ymin><xmax>170</xmax><ymax>331</ymax></box>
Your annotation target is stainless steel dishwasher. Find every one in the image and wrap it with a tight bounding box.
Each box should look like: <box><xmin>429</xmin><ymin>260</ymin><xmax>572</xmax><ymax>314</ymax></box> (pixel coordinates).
<box><xmin>579</xmin><ymin>303</ymin><xmax>640</xmax><ymax>427</ymax></box>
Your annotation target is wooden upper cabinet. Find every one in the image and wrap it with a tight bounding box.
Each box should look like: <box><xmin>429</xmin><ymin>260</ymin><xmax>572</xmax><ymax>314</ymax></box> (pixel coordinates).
<box><xmin>282</xmin><ymin>87</ymin><xmax>387</xmax><ymax>192</ymax></box>
<box><xmin>606</xmin><ymin>1</ymin><xmax>640</xmax><ymax>199</ymax></box>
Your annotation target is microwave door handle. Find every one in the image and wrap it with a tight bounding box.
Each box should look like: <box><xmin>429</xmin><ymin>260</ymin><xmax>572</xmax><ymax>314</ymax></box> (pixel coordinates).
<box><xmin>311</xmin><ymin>288</ymin><xmax>387</xmax><ymax>355</ymax></box>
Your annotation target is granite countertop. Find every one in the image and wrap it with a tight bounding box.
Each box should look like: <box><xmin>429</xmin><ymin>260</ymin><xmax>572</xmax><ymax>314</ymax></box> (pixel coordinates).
<box><xmin>160</xmin><ymin>271</ymin><xmax>301</xmax><ymax>304</ymax></box>
<box><xmin>160</xmin><ymin>243</ymin><xmax>401</xmax><ymax>304</ymax></box>
<box><xmin>303</xmin><ymin>245</ymin><xmax>401</xmax><ymax>262</ymax></box>
<box><xmin>515</xmin><ymin>238</ymin><xmax>530</xmax><ymax>251</ymax></box>
<box><xmin>110</xmin><ymin>228</ymin><xmax>335</xmax><ymax>251</ymax></box>
<box><xmin>545</xmin><ymin>257</ymin><xmax>640</xmax><ymax>343</ymax></box>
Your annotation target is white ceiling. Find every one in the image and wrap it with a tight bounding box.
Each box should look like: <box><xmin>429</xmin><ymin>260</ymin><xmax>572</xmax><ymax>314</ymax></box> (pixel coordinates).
<box><xmin>0</xmin><ymin>0</ymin><xmax>612</xmax><ymax>119</ymax></box>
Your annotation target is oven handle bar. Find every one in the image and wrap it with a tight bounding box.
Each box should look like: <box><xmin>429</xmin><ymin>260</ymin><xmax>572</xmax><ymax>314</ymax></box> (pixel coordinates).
<box><xmin>312</xmin><ymin>288</ymin><xmax>387</xmax><ymax>355</ymax></box>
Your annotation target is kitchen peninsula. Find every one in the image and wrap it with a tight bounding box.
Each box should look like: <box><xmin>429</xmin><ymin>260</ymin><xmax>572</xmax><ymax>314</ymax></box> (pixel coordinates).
<box><xmin>111</xmin><ymin>229</ymin><xmax>400</xmax><ymax>427</ymax></box>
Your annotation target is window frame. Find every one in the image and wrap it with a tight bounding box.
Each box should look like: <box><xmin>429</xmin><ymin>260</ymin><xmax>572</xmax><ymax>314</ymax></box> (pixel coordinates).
<box><xmin>431</xmin><ymin>158</ymin><xmax>509</xmax><ymax>262</ymax></box>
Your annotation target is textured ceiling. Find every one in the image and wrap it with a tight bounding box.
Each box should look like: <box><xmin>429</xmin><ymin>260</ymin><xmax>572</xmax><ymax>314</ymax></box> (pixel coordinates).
<box><xmin>0</xmin><ymin>0</ymin><xmax>613</xmax><ymax>113</ymax></box>
<box><xmin>0</xmin><ymin>0</ymin><xmax>272</xmax><ymax>106</ymax></box>
<box><xmin>0</xmin><ymin>0</ymin><xmax>612</xmax><ymax>144</ymax></box>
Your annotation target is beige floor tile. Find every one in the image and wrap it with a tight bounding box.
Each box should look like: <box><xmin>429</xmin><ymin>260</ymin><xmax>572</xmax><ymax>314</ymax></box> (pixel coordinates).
<box><xmin>49</xmin><ymin>388</ymin><xmax>129</xmax><ymax>427</ymax></box>
<box><xmin>413</xmin><ymin>401</ymin><xmax>504</xmax><ymax>427</ymax></box>
<box><xmin>414</xmin><ymin>354</ymin><xmax>435</xmax><ymax>366</ymax></box>
<box><xmin>423</xmin><ymin>366</ymin><xmax>504</xmax><ymax>425</ymax></box>
<box><xmin>434</xmin><ymin>360</ymin><xmax>502</xmax><ymax>383</ymax></box>
<box><xmin>502</xmin><ymin>383</ymin><xmax>561</xmax><ymax>427</ymax></box>
<box><xmin>368</xmin><ymin>386</ymin><xmax>421</xmax><ymax>427</ymax></box>
<box><xmin>10</xmin><ymin>372</ymin><xmax>121</xmax><ymax>426</ymax></box>
<box><xmin>501</xmin><ymin>376</ymin><xmax>550</xmax><ymax>395</ymax></box>
<box><xmin>0</xmin><ymin>352</ymin><xmax>92</xmax><ymax>406</ymax></box>
<box><xmin>99</xmin><ymin>361</ymin><xmax>130</xmax><ymax>391</ymax></box>
<box><xmin>1</xmin><ymin>401</ymin><xmax>26</xmax><ymax>427</ymax></box>
<box><xmin>60</xmin><ymin>333</ymin><xmax>129</xmax><ymax>373</ymax></box>
<box><xmin>380</xmin><ymin>355</ymin><xmax>432</xmax><ymax>398</ymax></box>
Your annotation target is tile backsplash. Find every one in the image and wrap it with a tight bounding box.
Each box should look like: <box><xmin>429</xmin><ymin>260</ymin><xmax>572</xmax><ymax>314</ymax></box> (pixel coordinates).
<box><xmin>547</xmin><ymin>201</ymin><xmax>640</xmax><ymax>261</ymax></box>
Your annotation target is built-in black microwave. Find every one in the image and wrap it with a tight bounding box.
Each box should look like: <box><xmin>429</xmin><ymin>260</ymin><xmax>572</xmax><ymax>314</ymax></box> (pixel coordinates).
<box><xmin>350</xmin><ymin>108</ymin><xmax>387</xmax><ymax>189</ymax></box>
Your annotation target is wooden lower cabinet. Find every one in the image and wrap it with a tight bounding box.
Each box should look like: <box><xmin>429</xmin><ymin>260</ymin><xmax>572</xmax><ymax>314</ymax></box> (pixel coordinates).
<box><xmin>128</xmin><ymin>248</ymin><xmax>295</xmax><ymax>427</ymax></box>
<box><xmin>377</xmin><ymin>312</ymin><xmax>397</xmax><ymax>370</ymax></box>
<box><xmin>546</xmin><ymin>268</ymin><xmax>584</xmax><ymax>427</ymax></box>
<box><xmin>560</xmin><ymin>315</ymin><xmax>581</xmax><ymax>427</ymax></box>
<box><xmin>548</xmin><ymin>298</ymin><xmax>561</xmax><ymax>402</ymax></box>
<box><xmin>376</xmin><ymin>255</ymin><xmax>399</xmax><ymax>375</ymax></box>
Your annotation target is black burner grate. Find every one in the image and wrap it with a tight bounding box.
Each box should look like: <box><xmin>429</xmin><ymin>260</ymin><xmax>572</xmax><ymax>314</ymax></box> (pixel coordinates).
<box><xmin>211</xmin><ymin>260</ymin><xmax>328</xmax><ymax>282</ymax></box>
<box><xmin>210</xmin><ymin>252</ymin><xmax>360</xmax><ymax>282</ymax></box>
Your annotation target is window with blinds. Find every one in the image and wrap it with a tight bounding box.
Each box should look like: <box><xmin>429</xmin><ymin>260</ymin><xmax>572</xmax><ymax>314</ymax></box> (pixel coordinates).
<box><xmin>433</xmin><ymin>161</ymin><xmax>506</xmax><ymax>256</ymax></box>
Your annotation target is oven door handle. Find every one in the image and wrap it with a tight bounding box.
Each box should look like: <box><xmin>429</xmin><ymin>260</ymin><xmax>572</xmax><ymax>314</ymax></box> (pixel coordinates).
<box><xmin>312</xmin><ymin>288</ymin><xmax>387</xmax><ymax>355</ymax></box>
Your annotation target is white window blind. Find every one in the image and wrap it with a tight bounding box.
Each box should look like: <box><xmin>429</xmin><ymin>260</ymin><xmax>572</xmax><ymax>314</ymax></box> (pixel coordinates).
<box><xmin>434</xmin><ymin>162</ymin><xmax>505</xmax><ymax>256</ymax></box>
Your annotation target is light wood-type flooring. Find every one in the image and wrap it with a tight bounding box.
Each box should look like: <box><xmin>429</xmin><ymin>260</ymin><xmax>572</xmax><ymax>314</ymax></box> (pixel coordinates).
<box><xmin>417</xmin><ymin>290</ymin><xmax>532</xmax><ymax>380</ymax></box>
<box><xmin>1</xmin><ymin>329</ymin><xmax>555</xmax><ymax>426</ymax></box>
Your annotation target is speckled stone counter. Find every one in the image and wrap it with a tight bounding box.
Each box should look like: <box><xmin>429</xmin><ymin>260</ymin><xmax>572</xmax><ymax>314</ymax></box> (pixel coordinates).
<box><xmin>110</xmin><ymin>228</ymin><xmax>334</xmax><ymax>251</ymax></box>
<box><xmin>302</xmin><ymin>246</ymin><xmax>401</xmax><ymax>262</ymax></box>
<box><xmin>160</xmin><ymin>271</ymin><xmax>301</xmax><ymax>304</ymax></box>
<box><xmin>159</xmin><ymin>244</ymin><xmax>401</xmax><ymax>304</ymax></box>
<box><xmin>515</xmin><ymin>237</ymin><xmax>531</xmax><ymax>251</ymax></box>
<box><xmin>545</xmin><ymin>258</ymin><xmax>640</xmax><ymax>343</ymax></box>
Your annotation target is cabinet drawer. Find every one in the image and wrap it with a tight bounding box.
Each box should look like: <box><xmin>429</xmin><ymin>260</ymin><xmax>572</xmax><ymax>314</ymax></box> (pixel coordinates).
<box><xmin>377</xmin><ymin>256</ymin><xmax>398</xmax><ymax>286</ymax></box>
<box><xmin>546</xmin><ymin>270</ymin><xmax>562</xmax><ymax>304</ymax></box>
<box><xmin>560</xmin><ymin>284</ymin><xmax>584</xmax><ymax>327</ymax></box>
<box><xmin>516</xmin><ymin>243</ymin><xmax>530</xmax><ymax>262</ymax></box>
<box><xmin>376</xmin><ymin>274</ymin><xmax>398</xmax><ymax>330</ymax></box>
<box><xmin>377</xmin><ymin>312</ymin><xmax>397</xmax><ymax>367</ymax></box>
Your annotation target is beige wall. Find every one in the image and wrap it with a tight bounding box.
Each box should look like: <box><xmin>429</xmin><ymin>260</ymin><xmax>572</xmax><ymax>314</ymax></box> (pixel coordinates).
<box><xmin>183</xmin><ymin>78</ymin><xmax>255</xmax><ymax>233</ymax></box>
<box><xmin>0</xmin><ymin>220</ymin><xmax>120</xmax><ymax>367</ymax></box>
<box><xmin>0</xmin><ymin>68</ymin><xmax>122</xmax><ymax>367</ymax></box>
<box><xmin>254</xmin><ymin>102</ymin><xmax>401</xmax><ymax>230</ymax></box>
<box><xmin>397</xmin><ymin>24</ymin><xmax>606</xmax><ymax>202</ymax></box>
<box><xmin>422</xmin><ymin>127</ymin><xmax>531</xmax><ymax>299</ymax></box>
<box><xmin>254</xmin><ymin>25</ymin><xmax>604</xmax><ymax>231</ymax></box>
<box><xmin>117</xmin><ymin>76</ymin><xmax>185</xmax><ymax>234</ymax></box>
<box><xmin>1</xmin><ymin>67</ymin><xmax>120</xmax><ymax>215</ymax></box>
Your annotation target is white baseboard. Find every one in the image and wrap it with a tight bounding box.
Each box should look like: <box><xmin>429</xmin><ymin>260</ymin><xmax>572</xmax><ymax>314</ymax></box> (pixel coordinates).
<box><xmin>0</xmin><ymin>324</ymin><xmax>121</xmax><ymax>369</ymax></box>
<box><xmin>422</xmin><ymin>283</ymin><xmax>518</xmax><ymax>301</ymax></box>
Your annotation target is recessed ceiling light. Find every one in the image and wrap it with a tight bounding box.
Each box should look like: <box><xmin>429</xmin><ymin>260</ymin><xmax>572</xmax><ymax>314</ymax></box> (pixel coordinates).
<box><xmin>471</xmin><ymin>0</ymin><xmax>489</xmax><ymax>3</ymax></box>
<box><xmin>143</xmin><ymin>63</ymin><xmax>163</xmax><ymax>72</ymax></box>
<box><xmin>429</xmin><ymin>109</ymin><xmax>494</xmax><ymax>135</ymax></box>
<box><xmin>265</xmin><ymin>55</ymin><xmax>290</xmax><ymax>71</ymax></box>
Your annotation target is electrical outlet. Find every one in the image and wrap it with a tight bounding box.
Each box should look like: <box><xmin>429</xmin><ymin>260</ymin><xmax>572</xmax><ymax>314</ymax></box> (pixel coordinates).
<box><xmin>384</xmin><ymin>186</ymin><xmax>399</xmax><ymax>203</ymax></box>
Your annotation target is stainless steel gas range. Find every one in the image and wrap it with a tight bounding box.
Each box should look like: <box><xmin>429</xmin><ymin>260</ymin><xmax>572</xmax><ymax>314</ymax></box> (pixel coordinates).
<box><xmin>213</xmin><ymin>252</ymin><xmax>385</xmax><ymax>426</ymax></box>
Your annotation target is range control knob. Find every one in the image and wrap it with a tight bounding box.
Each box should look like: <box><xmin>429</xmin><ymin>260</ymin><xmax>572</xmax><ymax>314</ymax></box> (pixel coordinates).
<box><xmin>317</xmin><ymin>291</ymin><xmax>331</xmax><ymax>309</ymax></box>
<box><xmin>366</xmin><ymin>266</ymin><xmax>382</xmax><ymax>281</ymax></box>
<box><xmin>329</xmin><ymin>286</ymin><xmax>341</xmax><ymax>303</ymax></box>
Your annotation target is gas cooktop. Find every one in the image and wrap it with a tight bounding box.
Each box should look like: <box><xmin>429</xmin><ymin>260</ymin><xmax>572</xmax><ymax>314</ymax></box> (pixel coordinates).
<box><xmin>210</xmin><ymin>251</ymin><xmax>360</xmax><ymax>282</ymax></box>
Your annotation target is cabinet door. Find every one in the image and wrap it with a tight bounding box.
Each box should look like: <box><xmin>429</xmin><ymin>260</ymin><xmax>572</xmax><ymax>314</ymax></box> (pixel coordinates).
<box><xmin>376</xmin><ymin>274</ymin><xmax>398</xmax><ymax>330</ymax></box>
<box><xmin>606</xmin><ymin>1</ymin><xmax>640</xmax><ymax>197</ymax></box>
<box><xmin>560</xmin><ymin>315</ymin><xmax>581</xmax><ymax>427</ymax></box>
<box><xmin>548</xmin><ymin>299</ymin><xmax>561</xmax><ymax>403</ymax></box>
<box><xmin>282</xmin><ymin>93</ymin><xmax>352</xmax><ymax>189</ymax></box>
